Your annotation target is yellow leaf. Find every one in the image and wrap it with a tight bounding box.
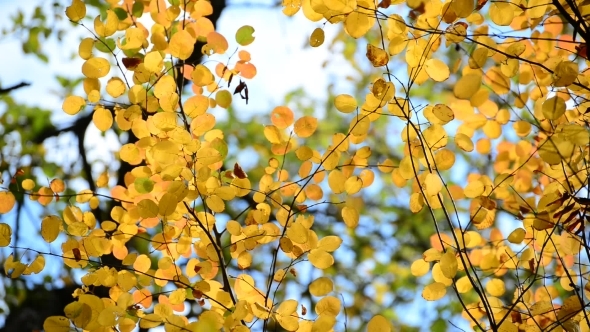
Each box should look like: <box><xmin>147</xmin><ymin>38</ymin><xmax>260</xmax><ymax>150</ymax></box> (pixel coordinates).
<box><xmin>344</xmin><ymin>0</ymin><xmax>375</xmax><ymax>38</ymax></box>
<box><xmin>62</xmin><ymin>95</ymin><xmax>86</xmax><ymax>115</ymax></box>
<box><xmin>264</xmin><ymin>125</ymin><xmax>283</xmax><ymax>144</ymax></box>
<box><xmin>169</xmin><ymin>30</ymin><xmax>194</xmax><ymax>60</ymax></box>
<box><xmin>192</xmin><ymin>64</ymin><xmax>214</xmax><ymax>86</ymax></box>
<box><xmin>41</xmin><ymin>216</ymin><xmax>61</xmax><ymax>243</ymax></box>
<box><xmin>453</xmin><ymin>74</ymin><xmax>481</xmax><ymax>99</ymax></box>
<box><xmin>158</xmin><ymin>193</ymin><xmax>177</xmax><ymax>216</ymax></box>
<box><xmin>78</xmin><ymin>37</ymin><xmax>94</xmax><ymax>60</ymax></box>
<box><xmin>450</xmin><ymin>0</ymin><xmax>473</xmax><ymax>17</ymax></box>
<box><xmin>344</xmin><ymin>176</ymin><xmax>363</xmax><ymax>195</ymax></box>
<box><xmin>411</xmin><ymin>259</ymin><xmax>430</xmax><ymax>276</ymax></box>
<box><xmin>424</xmin><ymin>173</ymin><xmax>442</xmax><ymax>196</ymax></box>
<box><xmin>432</xmin><ymin>104</ymin><xmax>454</xmax><ymax>124</ymax></box>
<box><xmin>106</xmin><ymin>77</ymin><xmax>126</xmax><ymax>98</ymax></box>
<box><xmin>328</xmin><ymin>170</ymin><xmax>346</xmax><ymax>194</ymax></box>
<box><xmin>302</xmin><ymin>0</ymin><xmax>323</xmax><ymax>21</ymax></box>
<box><xmin>341</xmin><ymin>206</ymin><xmax>359</xmax><ymax>228</ymax></box>
<box><xmin>43</xmin><ymin>316</ymin><xmax>71</xmax><ymax>332</ymax></box>
<box><xmin>312</xmin><ymin>315</ymin><xmax>336</xmax><ymax>331</ymax></box>
<box><xmin>22</xmin><ymin>179</ymin><xmax>35</xmax><ymax>191</ymax></box>
<box><xmin>455</xmin><ymin>133</ymin><xmax>474</xmax><ymax>152</ymax></box>
<box><xmin>425</xmin><ymin>59</ymin><xmax>450</xmax><ymax>82</ymax></box>
<box><xmin>334</xmin><ymin>94</ymin><xmax>357</xmax><ymax>113</ymax></box>
<box><xmin>317</xmin><ymin>236</ymin><xmax>342</xmax><ymax>252</ymax></box>
<box><xmin>65</xmin><ymin>0</ymin><xmax>86</xmax><ymax>22</ymax></box>
<box><xmin>456</xmin><ymin>276</ymin><xmax>472</xmax><ymax>293</ymax></box>
<box><xmin>464</xmin><ymin>180</ymin><xmax>484</xmax><ymax>198</ymax></box>
<box><xmin>138</xmin><ymin>199</ymin><xmax>159</xmax><ymax>218</ymax></box>
<box><xmin>486</xmin><ymin>279</ymin><xmax>505</xmax><ymax>297</ymax></box>
<box><xmin>133</xmin><ymin>254</ymin><xmax>151</xmax><ymax>273</ymax></box>
<box><xmin>542</xmin><ymin>96</ymin><xmax>566</xmax><ymax>120</ymax></box>
<box><xmin>422</xmin><ymin>282</ymin><xmax>446</xmax><ymax>301</ymax></box>
<box><xmin>315</xmin><ymin>296</ymin><xmax>341</xmax><ymax>315</ymax></box>
<box><xmin>366</xmin><ymin>44</ymin><xmax>389</xmax><ymax>67</ymax></box>
<box><xmin>440</xmin><ymin>250</ymin><xmax>458</xmax><ymax>278</ymax></box>
<box><xmin>508</xmin><ymin>228</ymin><xmax>525</xmax><ymax>244</ymax></box>
<box><xmin>367</xmin><ymin>315</ymin><xmax>392</xmax><ymax>332</ymax></box>
<box><xmin>527</xmin><ymin>0</ymin><xmax>551</xmax><ymax>18</ymax></box>
<box><xmin>309</xmin><ymin>28</ymin><xmax>325</xmax><ymax>47</ymax></box>
<box><xmin>191</xmin><ymin>113</ymin><xmax>216</xmax><ymax>136</ymax></box>
<box><xmin>293</xmin><ymin>116</ymin><xmax>318</xmax><ymax>138</ymax></box>
<box><xmin>183</xmin><ymin>95</ymin><xmax>209</xmax><ymax>117</ymax></box>
<box><xmin>277</xmin><ymin>299</ymin><xmax>298</xmax><ymax>316</ymax></box>
<box><xmin>308</xmin><ymin>249</ymin><xmax>334</xmax><ymax>269</ymax></box>
<box><xmin>0</xmin><ymin>192</ymin><xmax>16</xmax><ymax>214</ymax></box>
<box><xmin>283</xmin><ymin>0</ymin><xmax>302</xmax><ymax>16</ymax></box>
<box><xmin>490</xmin><ymin>2</ymin><xmax>514</xmax><ymax>26</ymax></box>
<box><xmin>139</xmin><ymin>313</ymin><xmax>162</xmax><ymax>329</ymax></box>
<box><xmin>94</xmin><ymin>10</ymin><xmax>118</xmax><ymax>37</ymax></box>
<box><xmin>277</xmin><ymin>314</ymin><xmax>299</xmax><ymax>331</ymax></box>
<box><xmin>144</xmin><ymin>51</ymin><xmax>163</xmax><ymax>73</ymax></box>
<box><xmin>82</xmin><ymin>57</ymin><xmax>110</xmax><ymax>78</ymax></box>
<box><xmin>0</xmin><ymin>223</ymin><xmax>12</xmax><ymax>247</ymax></box>
<box><xmin>98</xmin><ymin>307</ymin><xmax>117</xmax><ymax>326</ymax></box>
<box><xmin>287</xmin><ymin>222</ymin><xmax>308</xmax><ymax>244</ymax></box>
<box><xmin>120</xmin><ymin>27</ymin><xmax>146</xmax><ymax>50</ymax></box>
<box><xmin>309</xmin><ymin>277</ymin><xmax>333</xmax><ymax>296</ymax></box>
<box><xmin>93</xmin><ymin>106</ymin><xmax>113</xmax><ymax>132</ymax></box>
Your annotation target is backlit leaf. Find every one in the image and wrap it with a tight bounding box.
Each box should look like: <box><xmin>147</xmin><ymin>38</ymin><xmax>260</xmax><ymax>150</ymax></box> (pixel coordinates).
<box><xmin>236</xmin><ymin>25</ymin><xmax>255</xmax><ymax>46</ymax></box>
<box><xmin>0</xmin><ymin>192</ymin><xmax>16</xmax><ymax>214</ymax></box>
<box><xmin>422</xmin><ymin>282</ymin><xmax>446</xmax><ymax>301</ymax></box>
<box><xmin>0</xmin><ymin>223</ymin><xmax>11</xmax><ymax>247</ymax></box>
<box><xmin>41</xmin><ymin>216</ymin><xmax>61</xmax><ymax>243</ymax></box>
<box><xmin>453</xmin><ymin>74</ymin><xmax>481</xmax><ymax>99</ymax></box>
<box><xmin>366</xmin><ymin>44</ymin><xmax>389</xmax><ymax>67</ymax></box>
<box><xmin>367</xmin><ymin>315</ymin><xmax>392</xmax><ymax>332</ymax></box>
<box><xmin>309</xmin><ymin>28</ymin><xmax>325</xmax><ymax>47</ymax></box>
<box><xmin>271</xmin><ymin>106</ymin><xmax>294</xmax><ymax>129</ymax></box>
<box><xmin>82</xmin><ymin>57</ymin><xmax>110</xmax><ymax>78</ymax></box>
<box><xmin>169</xmin><ymin>30</ymin><xmax>194</xmax><ymax>60</ymax></box>
<box><xmin>334</xmin><ymin>94</ymin><xmax>357</xmax><ymax>113</ymax></box>
<box><xmin>425</xmin><ymin>59</ymin><xmax>450</xmax><ymax>82</ymax></box>
<box><xmin>93</xmin><ymin>107</ymin><xmax>113</xmax><ymax>132</ymax></box>
<box><xmin>66</xmin><ymin>0</ymin><xmax>86</xmax><ymax>22</ymax></box>
<box><xmin>309</xmin><ymin>277</ymin><xmax>333</xmax><ymax>296</ymax></box>
<box><xmin>308</xmin><ymin>249</ymin><xmax>334</xmax><ymax>269</ymax></box>
<box><xmin>207</xmin><ymin>31</ymin><xmax>228</xmax><ymax>54</ymax></box>
<box><xmin>542</xmin><ymin>96</ymin><xmax>566</xmax><ymax>120</ymax></box>
<box><xmin>62</xmin><ymin>95</ymin><xmax>86</xmax><ymax>115</ymax></box>
<box><xmin>43</xmin><ymin>316</ymin><xmax>70</xmax><ymax>332</ymax></box>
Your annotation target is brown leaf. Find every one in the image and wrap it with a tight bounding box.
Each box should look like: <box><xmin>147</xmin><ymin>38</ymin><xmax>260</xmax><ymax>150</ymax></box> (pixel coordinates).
<box><xmin>475</xmin><ymin>0</ymin><xmax>488</xmax><ymax>10</ymax></box>
<box><xmin>366</xmin><ymin>44</ymin><xmax>389</xmax><ymax>67</ymax></box>
<box><xmin>233</xmin><ymin>163</ymin><xmax>248</xmax><ymax>179</ymax></box>
<box><xmin>233</xmin><ymin>80</ymin><xmax>249</xmax><ymax>104</ymax></box>
<box><xmin>378</xmin><ymin>0</ymin><xmax>391</xmax><ymax>8</ymax></box>
<box><xmin>72</xmin><ymin>248</ymin><xmax>81</xmax><ymax>262</ymax></box>
<box><xmin>122</xmin><ymin>57</ymin><xmax>142</xmax><ymax>70</ymax></box>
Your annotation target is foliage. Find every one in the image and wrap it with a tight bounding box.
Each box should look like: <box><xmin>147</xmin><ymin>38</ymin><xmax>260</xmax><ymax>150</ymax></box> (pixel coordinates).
<box><xmin>1</xmin><ymin>0</ymin><xmax>590</xmax><ymax>331</ymax></box>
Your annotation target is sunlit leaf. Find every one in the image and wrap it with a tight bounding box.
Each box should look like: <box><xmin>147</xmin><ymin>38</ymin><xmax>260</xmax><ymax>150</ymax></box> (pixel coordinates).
<box><xmin>366</xmin><ymin>44</ymin><xmax>389</xmax><ymax>67</ymax></box>
<box><xmin>309</xmin><ymin>28</ymin><xmax>325</xmax><ymax>47</ymax></box>
<box><xmin>82</xmin><ymin>57</ymin><xmax>110</xmax><ymax>78</ymax></box>
<box><xmin>0</xmin><ymin>192</ymin><xmax>16</xmax><ymax>214</ymax></box>
<box><xmin>66</xmin><ymin>0</ymin><xmax>86</xmax><ymax>22</ymax></box>
<box><xmin>235</xmin><ymin>25</ymin><xmax>255</xmax><ymax>46</ymax></box>
<box><xmin>422</xmin><ymin>282</ymin><xmax>446</xmax><ymax>301</ymax></box>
